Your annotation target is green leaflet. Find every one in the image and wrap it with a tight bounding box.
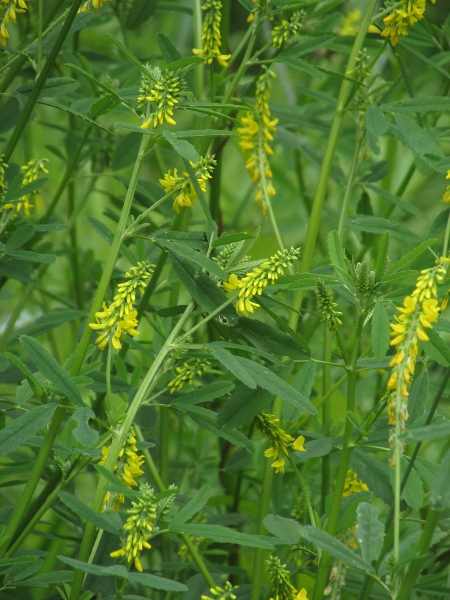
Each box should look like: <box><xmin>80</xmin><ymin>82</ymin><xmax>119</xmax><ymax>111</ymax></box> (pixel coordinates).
<box><xmin>170</xmin><ymin>485</ymin><xmax>211</xmax><ymax>527</ymax></box>
<box><xmin>0</xmin><ymin>403</ymin><xmax>58</xmax><ymax>456</ymax></box>
<box><xmin>20</xmin><ymin>335</ymin><xmax>83</xmax><ymax>405</ymax></box>
<box><xmin>371</xmin><ymin>301</ymin><xmax>390</xmax><ymax>361</ymax></box>
<box><xmin>356</xmin><ymin>503</ymin><xmax>385</xmax><ymax>564</ymax></box>
<box><xmin>169</xmin><ymin>523</ymin><xmax>275</xmax><ymax>549</ymax></box>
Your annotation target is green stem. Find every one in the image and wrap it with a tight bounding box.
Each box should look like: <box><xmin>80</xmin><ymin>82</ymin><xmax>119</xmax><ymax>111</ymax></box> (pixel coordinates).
<box><xmin>287</xmin><ymin>454</ymin><xmax>317</xmax><ymax>530</ymax></box>
<box><xmin>222</xmin><ymin>19</ymin><xmax>259</xmax><ymax>106</ymax></box>
<box><xmin>312</xmin><ymin>313</ymin><xmax>364</xmax><ymax>600</ymax></box>
<box><xmin>37</xmin><ymin>0</ymin><xmax>43</xmax><ymax>76</ymax></box>
<box><xmin>68</xmin><ymin>301</ymin><xmax>195</xmax><ymax>600</ymax></box>
<box><xmin>321</xmin><ymin>328</ymin><xmax>332</xmax><ymax>514</ymax></box>
<box><xmin>290</xmin><ymin>0</ymin><xmax>378</xmax><ymax>330</ymax></box>
<box><xmin>395</xmin><ymin>509</ymin><xmax>439</xmax><ymax>600</ymax></box>
<box><xmin>442</xmin><ymin>211</ymin><xmax>450</xmax><ymax>257</ymax></box>
<box><xmin>106</xmin><ymin>344</ymin><xmax>113</xmax><ymax>423</ymax></box>
<box><xmin>69</xmin><ymin>134</ymin><xmax>154</xmax><ymax>378</ymax></box>
<box><xmin>337</xmin><ymin>133</ymin><xmax>361</xmax><ymax>240</ymax></box>
<box><xmin>250</xmin><ymin>396</ymin><xmax>282</xmax><ymax>600</ymax></box>
<box><xmin>2</xmin><ymin>0</ymin><xmax>85</xmax><ymax>162</ymax></box>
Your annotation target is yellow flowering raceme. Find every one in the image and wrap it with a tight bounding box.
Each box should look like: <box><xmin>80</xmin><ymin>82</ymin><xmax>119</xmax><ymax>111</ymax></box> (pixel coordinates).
<box><xmin>100</xmin><ymin>428</ymin><xmax>144</xmax><ymax>511</ymax></box>
<box><xmin>254</xmin><ymin>412</ymin><xmax>306</xmax><ymax>474</ymax></box>
<box><xmin>89</xmin><ymin>261</ymin><xmax>153</xmax><ymax>350</ymax></box>
<box><xmin>110</xmin><ymin>483</ymin><xmax>157</xmax><ymax>571</ymax></box>
<box><xmin>193</xmin><ymin>0</ymin><xmax>231</xmax><ymax>67</ymax></box>
<box><xmin>78</xmin><ymin>0</ymin><xmax>110</xmax><ymax>13</ymax></box>
<box><xmin>138</xmin><ymin>68</ymin><xmax>188</xmax><ymax>130</ymax></box>
<box><xmin>271</xmin><ymin>11</ymin><xmax>305</xmax><ymax>48</ymax></box>
<box><xmin>238</xmin><ymin>68</ymin><xmax>278</xmax><ymax>213</ymax></box>
<box><xmin>224</xmin><ymin>247</ymin><xmax>301</xmax><ymax>317</ymax></box>
<box><xmin>343</xmin><ymin>469</ymin><xmax>369</xmax><ymax>496</ymax></box>
<box><xmin>1</xmin><ymin>158</ymin><xmax>49</xmax><ymax>217</ymax></box>
<box><xmin>159</xmin><ymin>155</ymin><xmax>216</xmax><ymax>213</ymax></box>
<box><xmin>201</xmin><ymin>582</ymin><xmax>238</xmax><ymax>600</ymax></box>
<box><xmin>0</xmin><ymin>0</ymin><xmax>30</xmax><ymax>46</ymax></box>
<box><xmin>168</xmin><ymin>358</ymin><xmax>210</xmax><ymax>393</ymax></box>
<box><xmin>386</xmin><ymin>258</ymin><xmax>449</xmax><ymax>457</ymax></box>
<box><xmin>381</xmin><ymin>0</ymin><xmax>436</xmax><ymax>46</ymax></box>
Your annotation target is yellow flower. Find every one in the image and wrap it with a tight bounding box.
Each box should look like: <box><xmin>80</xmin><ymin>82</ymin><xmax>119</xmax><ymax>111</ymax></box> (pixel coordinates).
<box><xmin>137</xmin><ymin>68</ymin><xmax>188</xmax><ymax>130</ymax></box>
<box><xmin>1</xmin><ymin>158</ymin><xmax>49</xmax><ymax>216</ymax></box>
<box><xmin>100</xmin><ymin>429</ymin><xmax>144</xmax><ymax>511</ymax></box>
<box><xmin>159</xmin><ymin>156</ymin><xmax>216</xmax><ymax>213</ymax></box>
<box><xmin>443</xmin><ymin>170</ymin><xmax>450</xmax><ymax>203</ymax></box>
<box><xmin>193</xmin><ymin>0</ymin><xmax>231</xmax><ymax>67</ymax></box>
<box><xmin>295</xmin><ymin>590</ymin><xmax>309</xmax><ymax>600</ymax></box>
<box><xmin>292</xmin><ymin>435</ymin><xmax>306</xmax><ymax>452</ymax></box>
<box><xmin>381</xmin><ymin>0</ymin><xmax>434</xmax><ymax>46</ymax></box>
<box><xmin>0</xmin><ymin>0</ymin><xmax>30</xmax><ymax>46</ymax></box>
<box><xmin>386</xmin><ymin>258</ymin><xmax>448</xmax><ymax>461</ymax></box>
<box><xmin>89</xmin><ymin>261</ymin><xmax>153</xmax><ymax>351</ymax></box>
<box><xmin>238</xmin><ymin>68</ymin><xmax>278</xmax><ymax>213</ymax></box>
<box><xmin>201</xmin><ymin>582</ymin><xmax>238</xmax><ymax>600</ymax></box>
<box><xmin>78</xmin><ymin>0</ymin><xmax>110</xmax><ymax>12</ymax></box>
<box><xmin>343</xmin><ymin>469</ymin><xmax>368</xmax><ymax>496</ymax></box>
<box><xmin>223</xmin><ymin>247</ymin><xmax>301</xmax><ymax>316</ymax></box>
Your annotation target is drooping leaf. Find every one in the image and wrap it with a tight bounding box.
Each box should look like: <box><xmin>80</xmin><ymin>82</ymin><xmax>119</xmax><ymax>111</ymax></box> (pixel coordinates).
<box><xmin>170</xmin><ymin>485</ymin><xmax>211</xmax><ymax>527</ymax></box>
<box><xmin>20</xmin><ymin>335</ymin><xmax>83</xmax><ymax>405</ymax></box>
<box><xmin>71</xmin><ymin>407</ymin><xmax>99</xmax><ymax>447</ymax></box>
<box><xmin>162</xmin><ymin>131</ymin><xmax>199</xmax><ymax>163</ymax></box>
<box><xmin>169</xmin><ymin>524</ymin><xmax>275</xmax><ymax>549</ymax></box>
<box><xmin>356</xmin><ymin>503</ymin><xmax>385</xmax><ymax>563</ymax></box>
<box><xmin>263</xmin><ymin>514</ymin><xmax>302</xmax><ymax>545</ymax></box>
<box><xmin>0</xmin><ymin>403</ymin><xmax>58</xmax><ymax>456</ymax></box>
<box><xmin>300</xmin><ymin>526</ymin><xmax>373</xmax><ymax>572</ymax></box>
<box><xmin>59</xmin><ymin>492</ymin><xmax>121</xmax><ymax>535</ymax></box>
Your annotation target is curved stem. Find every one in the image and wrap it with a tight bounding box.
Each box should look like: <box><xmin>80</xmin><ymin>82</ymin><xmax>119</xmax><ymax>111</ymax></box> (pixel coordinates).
<box><xmin>68</xmin><ymin>301</ymin><xmax>195</xmax><ymax>600</ymax></box>
<box><xmin>287</xmin><ymin>454</ymin><xmax>317</xmax><ymax>530</ymax></box>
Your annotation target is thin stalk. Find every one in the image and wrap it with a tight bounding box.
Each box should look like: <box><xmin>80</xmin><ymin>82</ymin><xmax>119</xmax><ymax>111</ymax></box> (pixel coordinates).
<box><xmin>193</xmin><ymin>0</ymin><xmax>204</xmax><ymax>101</ymax></box>
<box><xmin>337</xmin><ymin>134</ymin><xmax>361</xmax><ymax>239</ymax></box>
<box><xmin>3</xmin><ymin>0</ymin><xmax>85</xmax><ymax>162</ymax></box>
<box><xmin>358</xmin><ymin>367</ymin><xmax>450</xmax><ymax>600</ymax></box>
<box><xmin>312</xmin><ymin>313</ymin><xmax>364</xmax><ymax>600</ymax></box>
<box><xmin>106</xmin><ymin>344</ymin><xmax>113</xmax><ymax>424</ymax></box>
<box><xmin>442</xmin><ymin>211</ymin><xmax>450</xmax><ymax>256</ymax></box>
<box><xmin>37</xmin><ymin>0</ymin><xmax>43</xmax><ymax>76</ymax></box>
<box><xmin>69</xmin><ymin>134</ymin><xmax>154</xmax><ymax>378</ymax></box>
<box><xmin>250</xmin><ymin>396</ymin><xmax>282</xmax><ymax>600</ymax></box>
<box><xmin>287</xmin><ymin>454</ymin><xmax>317</xmax><ymax>530</ymax></box>
<box><xmin>290</xmin><ymin>0</ymin><xmax>378</xmax><ymax>330</ymax></box>
<box><xmin>321</xmin><ymin>328</ymin><xmax>332</xmax><ymax>514</ymax></box>
<box><xmin>68</xmin><ymin>301</ymin><xmax>195</xmax><ymax>600</ymax></box>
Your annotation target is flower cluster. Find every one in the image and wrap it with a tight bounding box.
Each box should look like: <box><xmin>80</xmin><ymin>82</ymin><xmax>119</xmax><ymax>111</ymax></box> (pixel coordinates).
<box><xmin>159</xmin><ymin>155</ymin><xmax>216</xmax><ymax>213</ymax></box>
<box><xmin>168</xmin><ymin>358</ymin><xmax>210</xmax><ymax>393</ymax></box>
<box><xmin>442</xmin><ymin>170</ymin><xmax>450</xmax><ymax>203</ymax></box>
<box><xmin>193</xmin><ymin>0</ymin><xmax>231</xmax><ymax>67</ymax></box>
<box><xmin>89</xmin><ymin>260</ymin><xmax>154</xmax><ymax>350</ymax></box>
<box><xmin>138</xmin><ymin>67</ymin><xmax>188</xmax><ymax>130</ymax></box>
<box><xmin>381</xmin><ymin>0</ymin><xmax>436</xmax><ymax>46</ymax></box>
<box><xmin>316</xmin><ymin>279</ymin><xmax>343</xmax><ymax>332</ymax></box>
<box><xmin>271</xmin><ymin>11</ymin><xmax>305</xmax><ymax>47</ymax></box>
<box><xmin>343</xmin><ymin>469</ymin><xmax>369</xmax><ymax>496</ymax></box>
<box><xmin>0</xmin><ymin>0</ymin><xmax>30</xmax><ymax>46</ymax></box>
<box><xmin>253</xmin><ymin>412</ymin><xmax>305</xmax><ymax>474</ymax></box>
<box><xmin>238</xmin><ymin>68</ymin><xmax>278</xmax><ymax>213</ymax></box>
<box><xmin>201</xmin><ymin>582</ymin><xmax>238</xmax><ymax>600</ymax></box>
<box><xmin>1</xmin><ymin>158</ymin><xmax>49</xmax><ymax>217</ymax></box>
<box><xmin>223</xmin><ymin>247</ymin><xmax>301</xmax><ymax>317</ymax></box>
<box><xmin>99</xmin><ymin>428</ymin><xmax>144</xmax><ymax>511</ymax></box>
<box><xmin>387</xmin><ymin>258</ymin><xmax>449</xmax><ymax>459</ymax></box>
<box><xmin>267</xmin><ymin>555</ymin><xmax>309</xmax><ymax>600</ymax></box>
<box><xmin>79</xmin><ymin>0</ymin><xmax>110</xmax><ymax>12</ymax></box>
<box><xmin>110</xmin><ymin>483</ymin><xmax>157</xmax><ymax>571</ymax></box>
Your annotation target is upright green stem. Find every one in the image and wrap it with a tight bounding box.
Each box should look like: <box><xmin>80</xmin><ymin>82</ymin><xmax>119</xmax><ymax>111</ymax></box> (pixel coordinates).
<box><xmin>312</xmin><ymin>313</ymin><xmax>364</xmax><ymax>600</ymax></box>
<box><xmin>321</xmin><ymin>328</ymin><xmax>332</xmax><ymax>514</ymax></box>
<box><xmin>337</xmin><ymin>134</ymin><xmax>361</xmax><ymax>240</ymax></box>
<box><xmin>37</xmin><ymin>0</ymin><xmax>43</xmax><ymax>76</ymax></box>
<box><xmin>290</xmin><ymin>0</ymin><xmax>378</xmax><ymax>330</ymax></box>
<box><xmin>2</xmin><ymin>0</ymin><xmax>84</xmax><ymax>162</ymax></box>
<box><xmin>250</xmin><ymin>396</ymin><xmax>281</xmax><ymax>600</ymax></box>
<box><xmin>68</xmin><ymin>301</ymin><xmax>195</xmax><ymax>600</ymax></box>
<box><xmin>69</xmin><ymin>134</ymin><xmax>153</xmax><ymax>377</ymax></box>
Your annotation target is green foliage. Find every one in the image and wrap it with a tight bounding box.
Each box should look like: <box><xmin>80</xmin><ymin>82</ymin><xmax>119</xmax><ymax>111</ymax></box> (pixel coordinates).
<box><xmin>1</xmin><ymin>1</ymin><xmax>450</xmax><ymax>599</ymax></box>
